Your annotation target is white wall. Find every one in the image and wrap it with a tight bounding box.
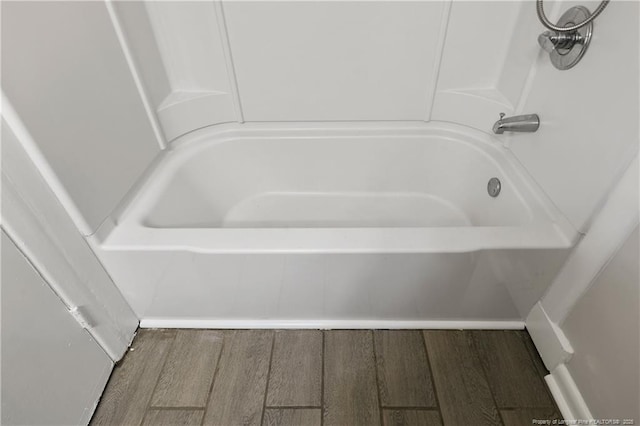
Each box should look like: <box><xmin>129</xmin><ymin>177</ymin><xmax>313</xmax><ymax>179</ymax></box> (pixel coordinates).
<box><xmin>114</xmin><ymin>1</ymin><xmax>531</xmax><ymax>138</ymax></box>
<box><xmin>2</xmin><ymin>1</ymin><xmax>161</xmax><ymax>235</ymax></box>
<box><xmin>505</xmin><ymin>0</ymin><xmax>639</xmax><ymax>232</ymax></box>
<box><xmin>2</xmin><ymin>115</ymin><xmax>139</xmax><ymax>360</ymax></box>
<box><xmin>562</xmin><ymin>225</ymin><xmax>639</xmax><ymax>420</ymax></box>
<box><xmin>223</xmin><ymin>1</ymin><xmax>445</xmax><ymax>121</ymax></box>
<box><xmin>1</xmin><ymin>231</ymin><xmax>113</xmax><ymax>425</ymax></box>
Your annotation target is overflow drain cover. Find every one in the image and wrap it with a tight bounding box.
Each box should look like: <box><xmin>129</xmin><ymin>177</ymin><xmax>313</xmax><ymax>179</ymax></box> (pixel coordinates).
<box><xmin>487</xmin><ymin>177</ymin><xmax>501</xmax><ymax>197</ymax></box>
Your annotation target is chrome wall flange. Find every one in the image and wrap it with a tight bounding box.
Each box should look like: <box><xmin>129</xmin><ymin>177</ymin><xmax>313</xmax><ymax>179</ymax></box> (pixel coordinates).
<box><xmin>538</xmin><ymin>6</ymin><xmax>593</xmax><ymax>70</ymax></box>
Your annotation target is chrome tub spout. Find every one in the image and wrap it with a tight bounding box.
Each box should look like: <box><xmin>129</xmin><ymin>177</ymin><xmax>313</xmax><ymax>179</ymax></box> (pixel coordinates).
<box><xmin>493</xmin><ymin>113</ymin><xmax>540</xmax><ymax>134</ymax></box>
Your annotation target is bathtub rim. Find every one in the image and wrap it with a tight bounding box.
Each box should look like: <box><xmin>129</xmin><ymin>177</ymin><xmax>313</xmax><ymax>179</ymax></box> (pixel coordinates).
<box><xmin>95</xmin><ymin>121</ymin><xmax>578</xmax><ymax>253</ymax></box>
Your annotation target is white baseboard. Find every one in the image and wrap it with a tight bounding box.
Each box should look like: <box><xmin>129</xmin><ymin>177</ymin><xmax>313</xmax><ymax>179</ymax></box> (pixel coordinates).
<box><xmin>526</xmin><ymin>302</ymin><xmax>574</xmax><ymax>370</ymax></box>
<box><xmin>545</xmin><ymin>364</ymin><xmax>593</xmax><ymax>421</ymax></box>
<box><xmin>139</xmin><ymin>318</ymin><xmax>525</xmax><ymax>330</ymax></box>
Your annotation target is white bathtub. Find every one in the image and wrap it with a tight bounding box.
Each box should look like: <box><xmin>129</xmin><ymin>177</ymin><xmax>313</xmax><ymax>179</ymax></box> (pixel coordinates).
<box><xmin>94</xmin><ymin>122</ymin><xmax>576</xmax><ymax>329</ymax></box>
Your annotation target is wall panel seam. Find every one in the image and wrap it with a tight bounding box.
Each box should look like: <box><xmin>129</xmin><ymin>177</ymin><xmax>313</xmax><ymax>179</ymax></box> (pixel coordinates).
<box><xmin>424</xmin><ymin>0</ymin><xmax>452</xmax><ymax>122</ymax></box>
<box><xmin>215</xmin><ymin>1</ymin><xmax>245</xmax><ymax>123</ymax></box>
<box><xmin>104</xmin><ymin>0</ymin><xmax>167</xmax><ymax>149</ymax></box>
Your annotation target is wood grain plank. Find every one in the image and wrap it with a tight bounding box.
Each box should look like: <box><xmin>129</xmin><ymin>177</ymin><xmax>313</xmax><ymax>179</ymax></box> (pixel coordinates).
<box><xmin>266</xmin><ymin>330</ymin><xmax>322</xmax><ymax>407</ymax></box>
<box><xmin>324</xmin><ymin>330</ymin><xmax>380</xmax><ymax>426</ymax></box>
<box><xmin>521</xmin><ymin>330</ymin><xmax>559</xmax><ymax>411</ymax></box>
<box><xmin>382</xmin><ymin>409</ymin><xmax>442</xmax><ymax>426</ymax></box>
<box><xmin>203</xmin><ymin>330</ymin><xmax>273</xmax><ymax>426</ymax></box>
<box><xmin>263</xmin><ymin>408</ymin><xmax>321</xmax><ymax>426</ymax></box>
<box><xmin>522</xmin><ymin>330</ymin><xmax>550</xmax><ymax>378</ymax></box>
<box><xmin>142</xmin><ymin>409</ymin><xmax>204</xmax><ymax>425</ymax></box>
<box><xmin>151</xmin><ymin>330</ymin><xmax>224</xmax><ymax>407</ymax></box>
<box><xmin>423</xmin><ymin>331</ymin><xmax>501</xmax><ymax>426</ymax></box>
<box><xmin>471</xmin><ymin>330</ymin><xmax>554</xmax><ymax>408</ymax></box>
<box><xmin>374</xmin><ymin>330</ymin><xmax>436</xmax><ymax>407</ymax></box>
<box><xmin>91</xmin><ymin>329</ymin><xmax>176</xmax><ymax>426</ymax></box>
<box><xmin>500</xmin><ymin>408</ymin><xmax>561</xmax><ymax>426</ymax></box>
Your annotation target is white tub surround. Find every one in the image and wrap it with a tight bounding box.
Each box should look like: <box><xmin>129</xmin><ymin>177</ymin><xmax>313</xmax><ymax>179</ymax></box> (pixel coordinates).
<box><xmin>110</xmin><ymin>1</ymin><xmax>537</xmax><ymax>142</ymax></box>
<box><xmin>93</xmin><ymin>122</ymin><xmax>576</xmax><ymax>328</ymax></box>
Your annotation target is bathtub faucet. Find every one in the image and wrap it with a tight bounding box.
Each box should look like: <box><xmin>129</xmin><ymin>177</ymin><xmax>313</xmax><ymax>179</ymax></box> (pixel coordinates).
<box><xmin>492</xmin><ymin>113</ymin><xmax>540</xmax><ymax>134</ymax></box>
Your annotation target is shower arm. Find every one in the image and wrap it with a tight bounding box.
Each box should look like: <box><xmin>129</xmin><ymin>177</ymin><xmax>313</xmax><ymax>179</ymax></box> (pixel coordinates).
<box><xmin>536</xmin><ymin>0</ymin><xmax>610</xmax><ymax>32</ymax></box>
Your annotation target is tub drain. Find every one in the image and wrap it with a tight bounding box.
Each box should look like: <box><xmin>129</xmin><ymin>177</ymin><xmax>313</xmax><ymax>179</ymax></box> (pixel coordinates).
<box><xmin>487</xmin><ymin>177</ymin><xmax>501</xmax><ymax>197</ymax></box>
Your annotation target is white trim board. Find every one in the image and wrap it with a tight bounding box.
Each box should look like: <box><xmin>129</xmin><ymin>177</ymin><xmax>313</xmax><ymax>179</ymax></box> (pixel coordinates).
<box><xmin>140</xmin><ymin>318</ymin><xmax>525</xmax><ymax>330</ymax></box>
<box><xmin>526</xmin><ymin>302</ymin><xmax>574</xmax><ymax>371</ymax></box>
<box><xmin>545</xmin><ymin>364</ymin><xmax>593</xmax><ymax>421</ymax></box>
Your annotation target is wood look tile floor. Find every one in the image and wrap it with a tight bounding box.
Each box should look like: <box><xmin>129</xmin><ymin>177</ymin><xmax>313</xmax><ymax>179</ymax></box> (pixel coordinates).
<box><xmin>91</xmin><ymin>329</ymin><xmax>561</xmax><ymax>426</ymax></box>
